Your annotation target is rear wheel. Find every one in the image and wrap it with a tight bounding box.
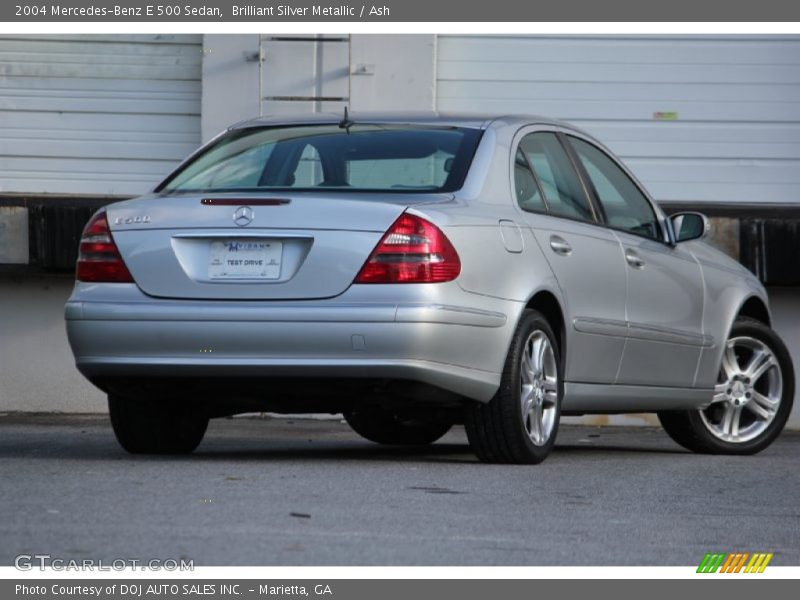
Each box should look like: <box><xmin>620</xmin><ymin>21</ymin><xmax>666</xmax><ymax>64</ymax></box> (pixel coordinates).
<box><xmin>464</xmin><ymin>309</ymin><xmax>562</xmax><ymax>464</ymax></box>
<box><xmin>108</xmin><ymin>395</ymin><xmax>209</xmax><ymax>455</ymax></box>
<box><xmin>658</xmin><ymin>318</ymin><xmax>794</xmax><ymax>455</ymax></box>
<box><xmin>344</xmin><ymin>409</ymin><xmax>452</xmax><ymax>445</ymax></box>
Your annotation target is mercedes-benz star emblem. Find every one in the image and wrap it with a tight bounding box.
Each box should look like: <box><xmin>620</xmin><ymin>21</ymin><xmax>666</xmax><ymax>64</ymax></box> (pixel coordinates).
<box><xmin>233</xmin><ymin>206</ymin><xmax>254</xmax><ymax>227</ymax></box>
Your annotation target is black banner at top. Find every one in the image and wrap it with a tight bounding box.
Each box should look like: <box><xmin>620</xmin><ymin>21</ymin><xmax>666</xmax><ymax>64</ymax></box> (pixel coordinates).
<box><xmin>3</xmin><ymin>0</ymin><xmax>800</xmax><ymax>22</ymax></box>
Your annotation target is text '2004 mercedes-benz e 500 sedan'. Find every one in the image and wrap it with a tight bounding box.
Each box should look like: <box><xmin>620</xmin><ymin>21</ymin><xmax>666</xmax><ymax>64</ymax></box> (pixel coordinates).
<box><xmin>65</xmin><ymin>113</ymin><xmax>794</xmax><ymax>464</ymax></box>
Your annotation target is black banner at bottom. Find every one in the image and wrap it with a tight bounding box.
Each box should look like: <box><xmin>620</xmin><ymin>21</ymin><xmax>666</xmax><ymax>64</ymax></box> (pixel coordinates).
<box><xmin>4</xmin><ymin>579</ymin><xmax>797</xmax><ymax>600</ymax></box>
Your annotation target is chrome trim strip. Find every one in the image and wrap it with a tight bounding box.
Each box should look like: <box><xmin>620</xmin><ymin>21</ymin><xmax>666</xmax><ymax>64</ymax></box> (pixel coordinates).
<box><xmin>572</xmin><ymin>317</ymin><xmax>628</xmax><ymax>338</ymax></box>
<box><xmin>573</xmin><ymin>317</ymin><xmax>714</xmax><ymax>347</ymax></box>
<box><xmin>627</xmin><ymin>322</ymin><xmax>714</xmax><ymax>348</ymax></box>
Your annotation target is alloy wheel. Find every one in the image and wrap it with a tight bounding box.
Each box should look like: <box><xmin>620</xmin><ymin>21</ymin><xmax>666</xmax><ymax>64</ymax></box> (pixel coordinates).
<box><xmin>520</xmin><ymin>330</ymin><xmax>559</xmax><ymax>446</ymax></box>
<box><xmin>700</xmin><ymin>336</ymin><xmax>783</xmax><ymax>443</ymax></box>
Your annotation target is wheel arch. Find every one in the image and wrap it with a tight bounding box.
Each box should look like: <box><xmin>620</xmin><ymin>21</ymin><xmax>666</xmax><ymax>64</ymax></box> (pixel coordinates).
<box><xmin>524</xmin><ymin>289</ymin><xmax>567</xmax><ymax>366</ymax></box>
<box><xmin>736</xmin><ymin>295</ymin><xmax>772</xmax><ymax>327</ymax></box>
<box><xmin>695</xmin><ymin>291</ymin><xmax>774</xmax><ymax>389</ymax></box>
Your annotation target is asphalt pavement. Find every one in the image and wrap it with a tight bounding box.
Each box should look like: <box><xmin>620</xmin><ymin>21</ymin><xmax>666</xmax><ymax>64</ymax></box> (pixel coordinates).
<box><xmin>1</xmin><ymin>414</ymin><xmax>798</xmax><ymax>566</ymax></box>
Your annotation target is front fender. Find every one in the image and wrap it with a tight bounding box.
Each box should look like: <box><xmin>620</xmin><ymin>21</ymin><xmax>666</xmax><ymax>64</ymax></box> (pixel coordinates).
<box><xmin>693</xmin><ymin>250</ymin><xmax>769</xmax><ymax>387</ymax></box>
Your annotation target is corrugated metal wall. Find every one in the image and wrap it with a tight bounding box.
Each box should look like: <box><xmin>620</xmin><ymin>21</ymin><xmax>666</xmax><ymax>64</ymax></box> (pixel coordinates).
<box><xmin>436</xmin><ymin>35</ymin><xmax>800</xmax><ymax>205</ymax></box>
<box><xmin>0</xmin><ymin>34</ymin><xmax>202</xmax><ymax>197</ymax></box>
<box><xmin>259</xmin><ymin>35</ymin><xmax>350</xmax><ymax>116</ymax></box>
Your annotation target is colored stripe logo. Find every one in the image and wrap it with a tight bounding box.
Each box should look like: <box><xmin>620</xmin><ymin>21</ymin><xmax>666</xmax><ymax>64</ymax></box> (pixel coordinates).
<box><xmin>697</xmin><ymin>552</ymin><xmax>773</xmax><ymax>573</ymax></box>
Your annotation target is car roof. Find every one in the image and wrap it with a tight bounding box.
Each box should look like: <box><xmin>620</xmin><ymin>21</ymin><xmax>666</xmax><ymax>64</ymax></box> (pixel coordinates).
<box><xmin>229</xmin><ymin>111</ymin><xmax>587</xmax><ymax>134</ymax></box>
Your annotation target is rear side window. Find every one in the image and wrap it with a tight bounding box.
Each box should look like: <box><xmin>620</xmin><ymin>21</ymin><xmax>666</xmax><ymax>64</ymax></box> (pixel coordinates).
<box><xmin>518</xmin><ymin>133</ymin><xmax>594</xmax><ymax>222</ymax></box>
<box><xmin>513</xmin><ymin>148</ymin><xmax>546</xmax><ymax>212</ymax></box>
<box><xmin>568</xmin><ymin>136</ymin><xmax>661</xmax><ymax>241</ymax></box>
<box><xmin>159</xmin><ymin>125</ymin><xmax>483</xmax><ymax>194</ymax></box>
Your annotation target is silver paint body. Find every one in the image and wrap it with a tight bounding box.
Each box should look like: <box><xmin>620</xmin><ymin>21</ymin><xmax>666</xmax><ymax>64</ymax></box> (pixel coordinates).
<box><xmin>65</xmin><ymin>113</ymin><xmax>769</xmax><ymax>411</ymax></box>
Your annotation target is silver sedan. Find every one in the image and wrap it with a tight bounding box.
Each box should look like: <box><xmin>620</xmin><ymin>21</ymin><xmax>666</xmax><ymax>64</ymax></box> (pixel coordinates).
<box><xmin>65</xmin><ymin>113</ymin><xmax>794</xmax><ymax>463</ymax></box>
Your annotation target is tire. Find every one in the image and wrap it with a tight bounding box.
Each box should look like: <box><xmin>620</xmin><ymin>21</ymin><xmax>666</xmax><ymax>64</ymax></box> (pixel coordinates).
<box><xmin>344</xmin><ymin>409</ymin><xmax>452</xmax><ymax>445</ymax></box>
<box><xmin>464</xmin><ymin>309</ymin><xmax>563</xmax><ymax>464</ymax></box>
<box><xmin>658</xmin><ymin>317</ymin><xmax>794</xmax><ymax>455</ymax></box>
<box><xmin>108</xmin><ymin>395</ymin><xmax>209</xmax><ymax>455</ymax></box>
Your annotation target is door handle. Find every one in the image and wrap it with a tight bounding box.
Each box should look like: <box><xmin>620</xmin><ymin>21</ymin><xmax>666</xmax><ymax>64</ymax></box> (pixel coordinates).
<box><xmin>549</xmin><ymin>236</ymin><xmax>572</xmax><ymax>256</ymax></box>
<box><xmin>625</xmin><ymin>248</ymin><xmax>646</xmax><ymax>269</ymax></box>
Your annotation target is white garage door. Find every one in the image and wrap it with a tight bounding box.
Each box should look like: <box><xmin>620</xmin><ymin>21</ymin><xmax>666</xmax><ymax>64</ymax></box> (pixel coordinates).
<box><xmin>0</xmin><ymin>35</ymin><xmax>202</xmax><ymax>196</ymax></box>
<box><xmin>437</xmin><ymin>35</ymin><xmax>800</xmax><ymax>205</ymax></box>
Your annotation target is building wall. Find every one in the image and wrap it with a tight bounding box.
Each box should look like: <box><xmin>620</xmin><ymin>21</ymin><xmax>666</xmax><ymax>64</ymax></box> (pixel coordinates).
<box><xmin>200</xmin><ymin>34</ymin><xmax>437</xmax><ymax>141</ymax></box>
<box><xmin>0</xmin><ymin>34</ymin><xmax>202</xmax><ymax>196</ymax></box>
<box><xmin>349</xmin><ymin>35</ymin><xmax>436</xmax><ymax>112</ymax></box>
<box><xmin>4</xmin><ymin>34</ymin><xmax>797</xmax><ymax>201</ymax></box>
<box><xmin>201</xmin><ymin>34</ymin><xmax>261</xmax><ymax>143</ymax></box>
<box><xmin>436</xmin><ymin>35</ymin><xmax>800</xmax><ymax>206</ymax></box>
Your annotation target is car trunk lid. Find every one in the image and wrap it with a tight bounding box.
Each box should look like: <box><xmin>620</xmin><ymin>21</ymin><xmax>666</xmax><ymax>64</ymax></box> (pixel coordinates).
<box><xmin>107</xmin><ymin>192</ymin><xmax>453</xmax><ymax>300</ymax></box>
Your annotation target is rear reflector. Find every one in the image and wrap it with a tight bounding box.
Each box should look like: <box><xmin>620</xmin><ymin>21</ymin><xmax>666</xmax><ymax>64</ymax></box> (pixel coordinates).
<box><xmin>354</xmin><ymin>213</ymin><xmax>461</xmax><ymax>284</ymax></box>
<box><xmin>75</xmin><ymin>211</ymin><xmax>134</xmax><ymax>283</ymax></box>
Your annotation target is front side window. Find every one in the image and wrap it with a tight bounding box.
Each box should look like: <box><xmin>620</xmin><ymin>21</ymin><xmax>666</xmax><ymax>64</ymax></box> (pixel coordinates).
<box><xmin>518</xmin><ymin>133</ymin><xmax>594</xmax><ymax>222</ymax></box>
<box><xmin>159</xmin><ymin>125</ymin><xmax>483</xmax><ymax>194</ymax></box>
<box><xmin>568</xmin><ymin>137</ymin><xmax>661</xmax><ymax>241</ymax></box>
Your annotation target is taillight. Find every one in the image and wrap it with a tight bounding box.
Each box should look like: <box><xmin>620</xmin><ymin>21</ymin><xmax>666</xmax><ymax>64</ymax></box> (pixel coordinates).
<box><xmin>75</xmin><ymin>211</ymin><xmax>134</xmax><ymax>283</ymax></box>
<box><xmin>354</xmin><ymin>213</ymin><xmax>461</xmax><ymax>284</ymax></box>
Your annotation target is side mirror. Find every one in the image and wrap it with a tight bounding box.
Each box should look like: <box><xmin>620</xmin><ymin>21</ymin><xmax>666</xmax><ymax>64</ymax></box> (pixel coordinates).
<box><xmin>670</xmin><ymin>212</ymin><xmax>709</xmax><ymax>243</ymax></box>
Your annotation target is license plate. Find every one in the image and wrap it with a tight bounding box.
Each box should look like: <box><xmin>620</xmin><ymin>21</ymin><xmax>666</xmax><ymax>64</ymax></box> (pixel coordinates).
<box><xmin>208</xmin><ymin>240</ymin><xmax>282</xmax><ymax>279</ymax></box>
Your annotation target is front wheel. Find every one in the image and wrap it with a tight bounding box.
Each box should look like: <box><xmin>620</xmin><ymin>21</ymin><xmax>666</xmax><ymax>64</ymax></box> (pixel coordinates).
<box><xmin>658</xmin><ymin>318</ymin><xmax>794</xmax><ymax>455</ymax></box>
<box><xmin>108</xmin><ymin>395</ymin><xmax>209</xmax><ymax>455</ymax></box>
<box><xmin>464</xmin><ymin>309</ymin><xmax>562</xmax><ymax>464</ymax></box>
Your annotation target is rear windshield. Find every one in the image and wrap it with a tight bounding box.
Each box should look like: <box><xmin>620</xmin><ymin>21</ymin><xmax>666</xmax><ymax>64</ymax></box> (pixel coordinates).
<box><xmin>158</xmin><ymin>124</ymin><xmax>483</xmax><ymax>194</ymax></box>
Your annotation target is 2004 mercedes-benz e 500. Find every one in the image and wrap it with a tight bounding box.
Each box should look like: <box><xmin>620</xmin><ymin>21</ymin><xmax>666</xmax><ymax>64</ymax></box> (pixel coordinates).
<box><xmin>66</xmin><ymin>113</ymin><xmax>794</xmax><ymax>463</ymax></box>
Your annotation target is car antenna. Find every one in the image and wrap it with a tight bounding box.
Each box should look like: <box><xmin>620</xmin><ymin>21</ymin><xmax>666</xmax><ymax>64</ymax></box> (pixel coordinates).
<box><xmin>338</xmin><ymin>106</ymin><xmax>354</xmax><ymax>133</ymax></box>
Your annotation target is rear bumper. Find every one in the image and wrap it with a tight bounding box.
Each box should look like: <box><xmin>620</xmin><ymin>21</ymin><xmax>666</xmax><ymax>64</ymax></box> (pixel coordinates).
<box><xmin>65</xmin><ymin>286</ymin><xmax>518</xmax><ymax>403</ymax></box>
